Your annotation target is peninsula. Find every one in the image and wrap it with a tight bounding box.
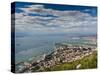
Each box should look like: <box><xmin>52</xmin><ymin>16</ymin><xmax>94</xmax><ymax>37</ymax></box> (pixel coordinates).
<box><xmin>15</xmin><ymin>43</ymin><xmax>97</xmax><ymax>73</ymax></box>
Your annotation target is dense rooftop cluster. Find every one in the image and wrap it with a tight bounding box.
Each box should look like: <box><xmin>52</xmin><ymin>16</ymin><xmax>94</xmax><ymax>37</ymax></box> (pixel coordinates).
<box><xmin>16</xmin><ymin>43</ymin><xmax>96</xmax><ymax>73</ymax></box>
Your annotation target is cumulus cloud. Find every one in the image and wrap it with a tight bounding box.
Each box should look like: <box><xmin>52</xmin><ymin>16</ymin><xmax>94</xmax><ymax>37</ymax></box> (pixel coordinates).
<box><xmin>12</xmin><ymin>4</ymin><xmax>97</xmax><ymax>34</ymax></box>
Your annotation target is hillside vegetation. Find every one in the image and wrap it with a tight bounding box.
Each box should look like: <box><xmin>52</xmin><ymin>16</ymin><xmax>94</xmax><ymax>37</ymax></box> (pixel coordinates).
<box><xmin>44</xmin><ymin>51</ymin><xmax>97</xmax><ymax>71</ymax></box>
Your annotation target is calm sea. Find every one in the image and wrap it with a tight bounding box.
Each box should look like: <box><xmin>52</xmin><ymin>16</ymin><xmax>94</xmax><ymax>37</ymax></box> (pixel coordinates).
<box><xmin>15</xmin><ymin>34</ymin><xmax>95</xmax><ymax>64</ymax></box>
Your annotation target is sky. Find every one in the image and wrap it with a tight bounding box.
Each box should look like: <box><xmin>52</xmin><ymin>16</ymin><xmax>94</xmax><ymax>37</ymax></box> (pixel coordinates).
<box><xmin>11</xmin><ymin>2</ymin><xmax>97</xmax><ymax>35</ymax></box>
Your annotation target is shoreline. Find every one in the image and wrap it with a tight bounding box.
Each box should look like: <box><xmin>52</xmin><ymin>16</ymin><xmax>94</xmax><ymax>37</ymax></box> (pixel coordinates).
<box><xmin>15</xmin><ymin>43</ymin><xmax>97</xmax><ymax>73</ymax></box>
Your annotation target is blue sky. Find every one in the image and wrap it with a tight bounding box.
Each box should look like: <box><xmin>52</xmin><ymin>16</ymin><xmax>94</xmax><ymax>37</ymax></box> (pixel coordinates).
<box><xmin>12</xmin><ymin>2</ymin><xmax>97</xmax><ymax>16</ymax></box>
<box><xmin>11</xmin><ymin>2</ymin><xmax>97</xmax><ymax>35</ymax></box>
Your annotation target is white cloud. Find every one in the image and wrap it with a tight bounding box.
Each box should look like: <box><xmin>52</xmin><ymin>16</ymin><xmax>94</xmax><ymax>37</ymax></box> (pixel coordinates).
<box><xmin>13</xmin><ymin>4</ymin><xmax>97</xmax><ymax>34</ymax></box>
